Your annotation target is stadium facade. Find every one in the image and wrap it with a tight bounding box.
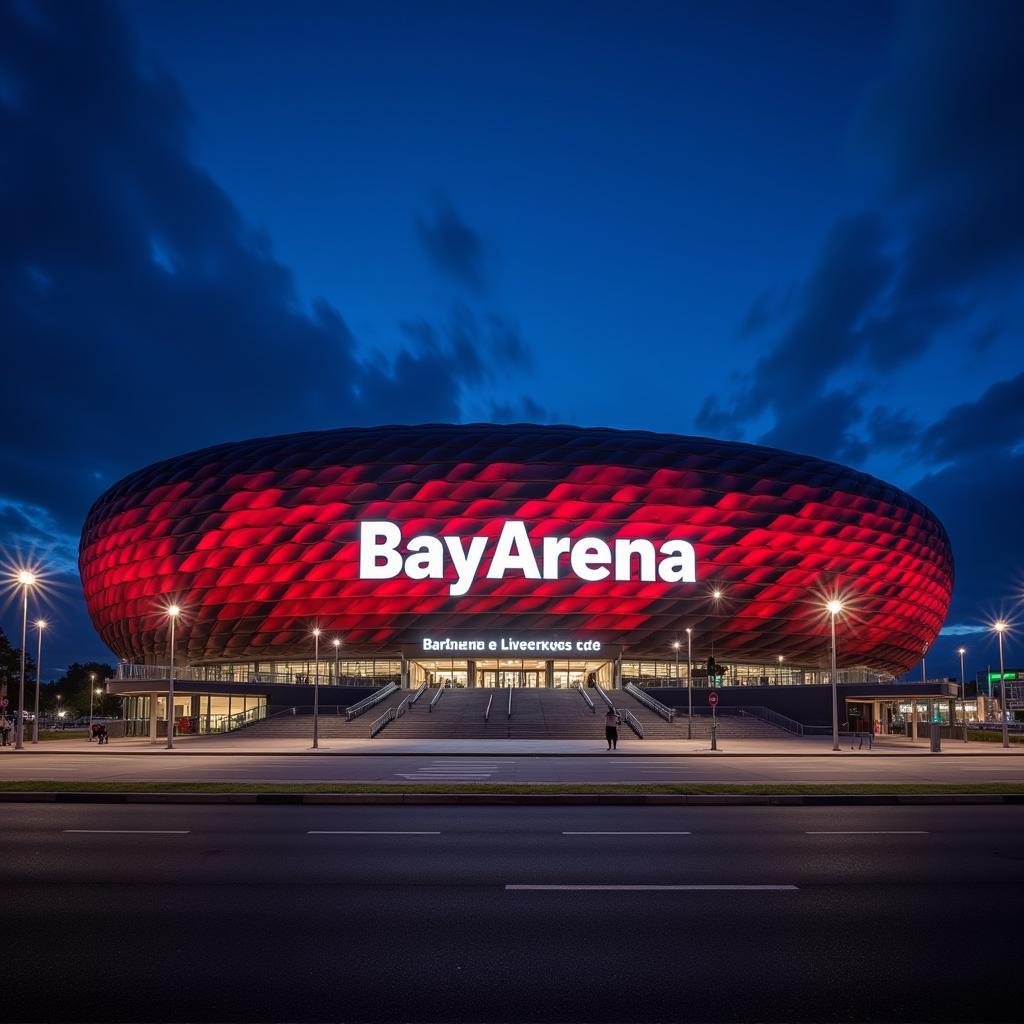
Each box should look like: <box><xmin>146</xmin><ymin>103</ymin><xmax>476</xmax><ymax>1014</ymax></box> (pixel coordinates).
<box><xmin>81</xmin><ymin>424</ymin><xmax>955</xmax><ymax>732</ymax></box>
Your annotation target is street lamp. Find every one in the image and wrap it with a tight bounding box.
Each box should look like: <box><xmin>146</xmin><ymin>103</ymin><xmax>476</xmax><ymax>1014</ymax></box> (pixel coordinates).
<box><xmin>777</xmin><ymin>654</ymin><xmax>784</xmax><ymax>683</ymax></box>
<box><xmin>88</xmin><ymin>672</ymin><xmax>97</xmax><ymax>739</ymax></box>
<box><xmin>710</xmin><ymin>588</ymin><xmax>723</xmax><ymax>663</ymax></box>
<box><xmin>826</xmin><ymin>599</ymin><xmax>843</xmax><ymax>751</ymax></box>
<box><xmin>672</xmin><ymin>640</ymin><xmax>680</xmax><ymax>684</ymax></box>
<box><xmin>993</xmin><ymin>621</ymin><xmax>1009</xmax><ymax>748</ymax></box>
<box><xmin>13</xmin><ymin>569</ymin><xmax>37</xmax><ymax>750</ymax></box>
<box><xmin>166</xmin><ymin>604</ymin><xmax>180</xmax><ymax>750</ymax></box>
<box><xmin>957</xmin><ymin>647</ymin><xmax>967</xmax><ymax>743</ymax></box>
<box><xmin>333</xmin><ymin>637</ymin><xmax>341</xmax><ymax>684</ymax></box>
<box><xmin>685</xmin><ymin>627</ymin><xmax>693</xmax><ymax>740</ymax></box>
<box><xmin>32</xmin><ymin>619</ymin><xmax>46</xmax><ymax>744</ymax></box>
<box><xmin>312</xmin><ymin>627</ymin><xmax>322</xmax><ymax>749</ymax></box>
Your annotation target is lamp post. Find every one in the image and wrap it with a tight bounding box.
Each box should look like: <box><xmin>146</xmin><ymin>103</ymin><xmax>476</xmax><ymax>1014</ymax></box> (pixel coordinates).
<box><xmin>777</xmin><ymin>654</ymin><xmax>784</xmax><ymax>683</ymax></box>
<box><xmin>166</xmin><ymin>605</ymin><xmax>180</xmax><ymax>750</ymax></box>
<box><xmin>312</xmin><ymin>627</ymin><xmax>322</xmax><ymax>749</ymax></box>
<box><xmin>710</xmin><ymin>588</ymin><xmax>722</xmax><ymax>663</ymax></box>
<box><xmin>672</xmin><ymin>640</ymin><xmax>680</xmax><ymax>684</ymax></box>
<box><xmin>88</xmin><ymin>672</ymin><xmax>97</xmax><ymax>739</ymax></box>
<box><xmin>994</xmin><ymin>621</ymin><xmax>1009</xmax><ymax>748</ymax></box>
<box><xmin>826</xmin><ymin>599</ymin><xmax>843</xmax><ymax>751</ymax></box>
<box><xmin>957</xmin><ymin>647</ymin><xmax>967</xmax><ymax>742</ymax></box>
<box><xmin>333</xmin><ymin>637</ymin><xmax>341</xmax><ymax>684</ymax></box>
<box><xmin>14</xmin><ymin>570</ymin><xmax>36</xmax><ymax>750</ymax></box>
<box><xmin>32</xmin><ymin>619</ymin><xmax>46</xmax><ymax>744</ymax></box>
<box><xmin>55</xmin><ymin>693</ymin><xmax>62</xmax><ymax>729</ymax></box>
<box><xmin>686</xmin><ymin>627</ymin><xmax>693</xmax><ymax>740</ymax></box>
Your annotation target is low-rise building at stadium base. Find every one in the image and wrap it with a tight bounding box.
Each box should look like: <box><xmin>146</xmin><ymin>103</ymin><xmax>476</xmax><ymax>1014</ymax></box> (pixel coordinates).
<box><xmin>104</xmin><ymin>657</ymin><xmax>973</xmax><ymax>738</ymax></box>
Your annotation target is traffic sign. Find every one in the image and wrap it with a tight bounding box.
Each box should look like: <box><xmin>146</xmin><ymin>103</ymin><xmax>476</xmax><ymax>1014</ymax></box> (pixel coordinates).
<box><xmin>0</xmin><ymin>696</ymin><xmax>8</xmax><ymax>708</ymax></box>
<box><xmin>707</xmin><ymin>691</ymin><xmax>719</xmax><ymax>707</ymax></box>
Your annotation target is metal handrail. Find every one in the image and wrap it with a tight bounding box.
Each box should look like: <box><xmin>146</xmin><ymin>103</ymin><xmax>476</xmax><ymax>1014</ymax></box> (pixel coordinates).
<box><xmin>395</xmin><ymin>696</ymin><xmax>410</xmax><ymax>720</ymax></box>
<box><xmin>576</xmin><ymin>683</ymin><xmax>595</xmax><ymax>712</ymax></box>
<box><xmin>625</xmin><ymin>682</ymin><xmax>675</xmax><ymax>722</ymax></box>
<box><xmin>507</xmin><ymin>686</ymin><xmax>513</xmax><ymax>719</ymax></box>
<box><xmin>370</xmin><ymin>705</ymin><xmax>396</xmax><ymax>737</ymax></box>
<box><xmin>686</xmin><ymin>704</ymin><xmax>805</xmax><ymax>735</ymax></box>
<box><xmin>346</xmin><ymin>682</ymin><xmax>398</xmax><ymax>721</ymax></box>
<box><xmin>429</xmin><ymin>685</ymin><xmax>445</xmax><ymax>712</ymax></box>
<box><xmin>621</xmin><ymin>708</ymin><xmax>644</xmax><ymax>739</ymax></box>
<box><xmin>408</xmin><ymin>681</ymin><xmax>428</xmax><ymax>706</ymax></box>
<box><xmin>485</xmin><ymin>693</ymin><xmax>493</xmax><ymax>722</ymax></box>
<box><xmin>594</xmin><ymin>687</ymin><xmax>614</xmax><ymax>709</ymax></box>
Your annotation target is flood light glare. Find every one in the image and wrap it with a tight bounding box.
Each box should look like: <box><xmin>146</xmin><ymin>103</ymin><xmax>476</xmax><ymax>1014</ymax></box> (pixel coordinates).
<box><xmin>826</xmin><ymin>599</ymin><xmax>843</xmax><ymax>616</ymax></box>
<box><xmin>167</xmin><ymin>604</ymin><xmax>181</xmax><ymax>618</ymax></box>
<box><xmin>17</xmin><ymin>570</ymin><xmax>36</xmax><ymax>586</ymax></box>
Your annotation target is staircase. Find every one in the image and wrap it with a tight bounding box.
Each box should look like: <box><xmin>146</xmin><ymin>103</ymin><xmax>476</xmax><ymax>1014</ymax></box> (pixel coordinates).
<box><xmin>380</xmin><ymin>688</ymin><xmax>614</xmax><ymax>740</ymax></box>
<box><xmin>236</xmin><ymin>689</ymin><xmax>409</xmax><ymax>739</ymax></box>
<box><xmin>230</xmin><ymin>687</ymin><xmax>795</xmax><ymax>742</ymax></box>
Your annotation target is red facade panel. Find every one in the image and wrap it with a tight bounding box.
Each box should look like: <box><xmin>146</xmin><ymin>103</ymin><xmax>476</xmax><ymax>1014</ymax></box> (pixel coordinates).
<box><xmin>79</xmin><ymin>424</ymin><xmax>953</xmax><ymax>673</ymax></box>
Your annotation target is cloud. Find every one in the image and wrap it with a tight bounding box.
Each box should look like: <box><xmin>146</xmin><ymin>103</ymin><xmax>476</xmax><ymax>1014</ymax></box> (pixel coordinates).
<box><xmin>416</xmin><ymin>200</ymin><xmax>487</xmax><ymax>291</ymax></box>
<box><xmin>0</xmin><ymin>0</ymin><xmax>537</xmax><ymax>663</ymax></box>
<box><xmin>0</xmin><ymin>0</ymin><xmax>528</xmax><ymax>547</ymax></box>
<box><xmin>489</xmin><ymin>396</ymin><xmax>554</xmax><ymax>424</ymax></box>
<box><xmin>702</xmin><ymin>0</ymin><xmax>1024</xmax><ymax>465</ymax></box>
<box><xmin>917</xmin><ymin>370</ymin><xmax>1024</xmax><ymax>464</ymax></box>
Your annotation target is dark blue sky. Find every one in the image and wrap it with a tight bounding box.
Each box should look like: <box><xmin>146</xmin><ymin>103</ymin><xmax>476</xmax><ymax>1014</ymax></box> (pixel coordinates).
<box><xmin>2</xmin><ymin>0</ymin><xmax>1022</xmax><ymax>679</ymax></box>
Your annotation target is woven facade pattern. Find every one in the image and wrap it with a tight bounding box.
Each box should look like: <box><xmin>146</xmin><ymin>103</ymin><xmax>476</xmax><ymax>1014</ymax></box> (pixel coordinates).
<box><xmin>79</xmin><ymin>424</ymin><xmax>953</xmax><ymax>674</ymax></box>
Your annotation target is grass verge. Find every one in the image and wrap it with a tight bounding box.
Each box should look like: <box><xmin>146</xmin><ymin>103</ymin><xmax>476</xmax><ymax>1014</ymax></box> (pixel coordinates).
<box><xmin>1</xmin><ymin>781</ymin><xmax>1024</xmax><ymax>795</ymax></box>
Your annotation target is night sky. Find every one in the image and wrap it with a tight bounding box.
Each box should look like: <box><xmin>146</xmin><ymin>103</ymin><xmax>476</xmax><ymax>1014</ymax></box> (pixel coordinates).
<box><xmin>2</xmin><ymin>0</ymin><xmax>1022</xmax><ymax>679</ymax></box>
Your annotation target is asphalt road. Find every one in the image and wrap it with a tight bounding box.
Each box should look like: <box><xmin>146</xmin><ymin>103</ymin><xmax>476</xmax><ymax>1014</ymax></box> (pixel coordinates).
<box><xmin>0</xmin><ymin>750</ymin><xmax>1022</xmax><ymax>784</ymax></box>
<box><xmin>4</xmin><ymin>804</ymin><xmax>1023</xmax><ymax>1022</ymax></box>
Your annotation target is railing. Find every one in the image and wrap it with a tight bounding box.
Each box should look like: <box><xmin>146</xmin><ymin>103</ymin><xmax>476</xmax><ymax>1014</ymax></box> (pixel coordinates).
<box><xmin>485</xmin><ymin>693</ymin><xmax>494</xmax><ymax>722</ymax></box>
<box><xmin>408</xmin><ymin>681</ymin><xmax>428</xmax><ymax>706</ymax></box>
<box><xmin>594</xmin><ymin>687</ymin><xmax>614</xmax><ymax>709</ymax></box>
<box><xmin>576</xmin><ymin>683</ymin><xmax>595</xmax><ymax>711</ymax></box>
<box><xmin>625</xmin><ymin>682</ymin><xmax>675</xmax><ymax>722</ymax></box>
<box><xmin>216</xmin><ymin>705</ymin><xmax>268</xmax><ymax>733</ymax></box>
<box><xmin>114</xmin><ymin>662</ymin><xmax>400</xmax><ymax>689</ymax></box>
<box><xmin>507</xmin><ymin>686</ymin><xmax>513</xmax><ymax>719</ymax></box>
<box><xmin>370</xmin><ymin>705</ymin><xmax>396</xmax><ymax>738</ymax></box>
<box><xmin>732</xmin><ymin>706</ymin><xmax>805</xmax><ymax>735</ymax></box>
<box><xmin>346</xmin><ymin>682</ymin><xmax>398</xmax><ymax>721</ymax></box>
<box><xmin>686</xmin><ymin>705</ymin><xmax>807</xmax><ymax>736</ymax></box>
<box><xmin>621</xmin><ymin>708</ymin><xmax>644</xmax><ymax>739</ymax></box>
<box><xmin>429</xmin><ymin>685</ymin><xmax>445</xmax><ymax>712</ymax></box>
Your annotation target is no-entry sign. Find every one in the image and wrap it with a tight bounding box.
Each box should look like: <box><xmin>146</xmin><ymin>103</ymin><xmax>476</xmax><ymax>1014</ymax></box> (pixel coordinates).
<box><xmin>707</xmin><ymin>691</ymin><xmax>719</xmax><ymax>706</ymax></box>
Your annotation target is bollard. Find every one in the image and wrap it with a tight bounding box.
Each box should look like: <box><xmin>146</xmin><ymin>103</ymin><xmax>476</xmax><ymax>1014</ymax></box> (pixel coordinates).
<box><xmin>711</xmin><ymin>723</ymin><xmax>717</xmax><ymax>751</ymax></box>
<box><xmin>930</xmin><ymin>721</ymin><xmax>941</xmax><ymax>753</ymax></box>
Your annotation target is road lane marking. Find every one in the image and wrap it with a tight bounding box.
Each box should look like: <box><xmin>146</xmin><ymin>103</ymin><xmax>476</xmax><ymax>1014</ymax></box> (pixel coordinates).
<box><xmin>63</xmin><ymin>829</ymin><xmax>191</xmax><ymax>834</ymax></box>
<box><xmin>307</xmin><ymin>830</ymin><xmax>440</xmax><ymax>835</ymax></box>
<box><xmin>561</xmin><ymin>831</ymin><xmax>693</xmax><ymax>835</ymax></box>
<box><xmin>394</xmin><ymin>773</ymin><xmax>493</xmax><ymax>779</ymax></box>
<box><xmin>505</xmin><ymin>884</ymin><xmax>798</xmax><ymax>891</ymax></box>
<box><xmin>805</xmin><ymin>830</ymin><xmax>928</xmax><ymax>835</ymax></box>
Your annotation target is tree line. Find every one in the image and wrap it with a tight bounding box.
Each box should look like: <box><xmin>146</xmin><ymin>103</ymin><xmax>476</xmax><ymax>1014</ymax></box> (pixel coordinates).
<box><xmin>0</xmin><ymin>627</ymin><xmax>116</xmax><ymax>718</ymax></box>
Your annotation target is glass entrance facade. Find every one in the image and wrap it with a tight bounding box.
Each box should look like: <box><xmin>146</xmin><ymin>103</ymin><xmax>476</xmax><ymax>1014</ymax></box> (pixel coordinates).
<box><xmin>408</xmin><ymin>658</ymin><xmax>613</xmax><ymax>688</ymax></box>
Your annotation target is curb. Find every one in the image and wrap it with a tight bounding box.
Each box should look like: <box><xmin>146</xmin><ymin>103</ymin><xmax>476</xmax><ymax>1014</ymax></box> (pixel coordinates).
<box><xmin>2</xmin><ymin>791</ymin><xmax>1023</xmax><ymax>806</ymax></box>
<box><xmin>5</xmin><ymin>748</ymin><xmax>1022</xmax><ymax>759</ymax></box>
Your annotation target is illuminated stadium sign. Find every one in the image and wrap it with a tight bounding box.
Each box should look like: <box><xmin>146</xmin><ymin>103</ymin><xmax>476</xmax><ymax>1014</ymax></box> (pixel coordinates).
<box><xmin>421</xmin><ymin>636</ymin><xmax>604</xmax><ymax>654</ymax></box>
<box><xmin>359</xmin><ymin>520</ymin><xmax>698</xmax><ymax>596</ymax></box>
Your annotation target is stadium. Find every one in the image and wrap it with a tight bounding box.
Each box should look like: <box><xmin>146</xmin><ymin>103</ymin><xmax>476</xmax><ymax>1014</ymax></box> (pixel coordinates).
<box><xmin>81</xmin><ymin>423</ymin><xmax>957</xmax><ymax>737</ymax></box>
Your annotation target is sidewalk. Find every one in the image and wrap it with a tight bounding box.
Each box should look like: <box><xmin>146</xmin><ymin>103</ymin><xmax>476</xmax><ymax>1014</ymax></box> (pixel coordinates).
<box><xmin>3</xmin><ymin>734</ymin><xmax>1022</xmax><ymax>756</ymax></box>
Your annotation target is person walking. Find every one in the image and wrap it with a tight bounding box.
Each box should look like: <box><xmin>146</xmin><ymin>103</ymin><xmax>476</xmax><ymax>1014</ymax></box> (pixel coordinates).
<box><xmin>0</xmin><ymin>715</ymin><xmax>11</xmax><ymax>747</ymax></box>
<box><xmin>604</xmin><ymin>706</ymin><xmax>620</xmax><ymax>751</ymax></box>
